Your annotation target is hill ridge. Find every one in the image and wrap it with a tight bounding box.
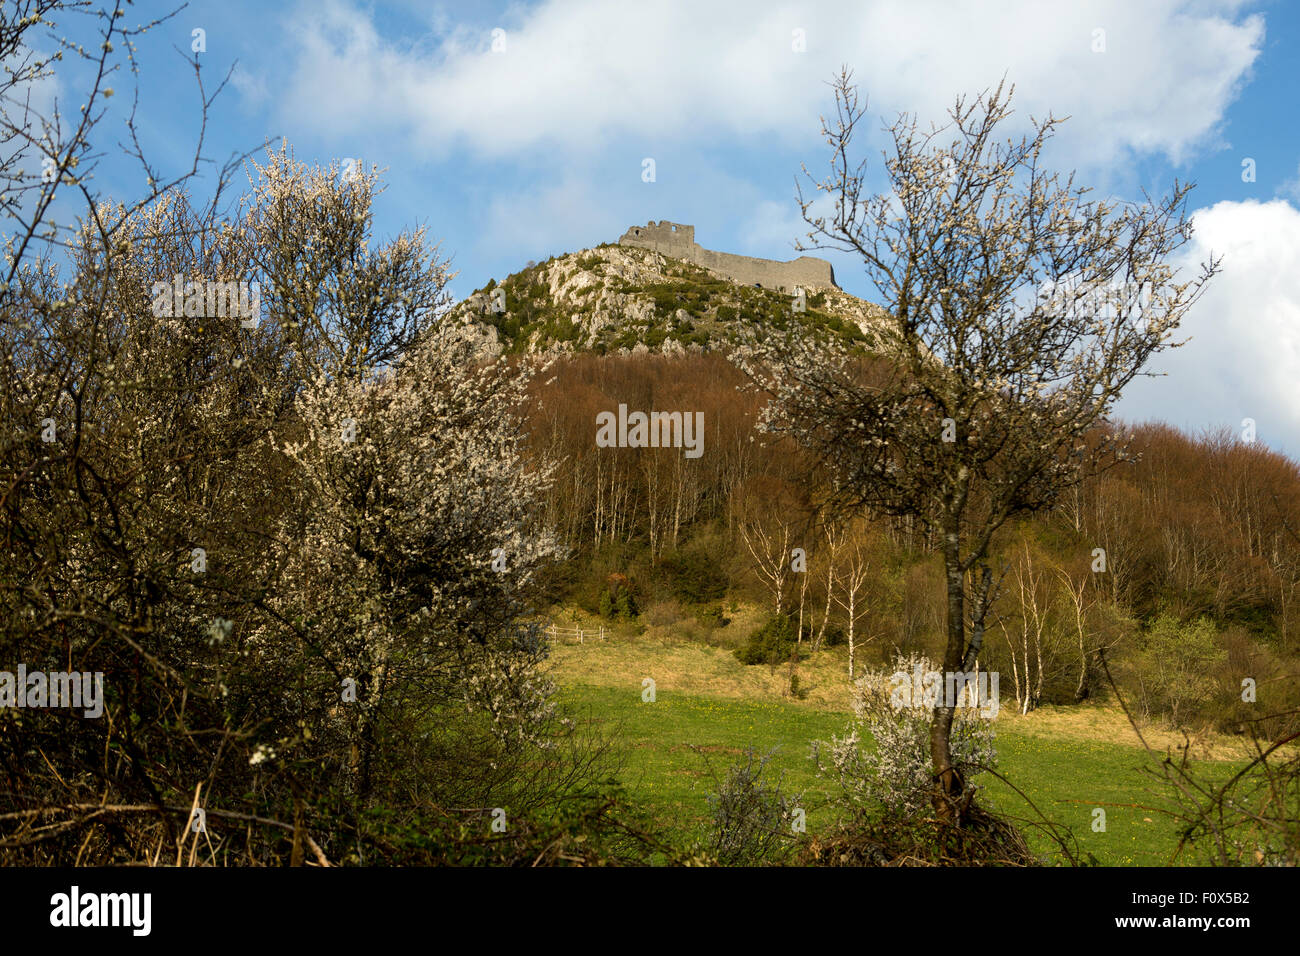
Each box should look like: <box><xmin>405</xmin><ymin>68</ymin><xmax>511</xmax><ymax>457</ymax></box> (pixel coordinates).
<box><xmin>456</xmin><ymin>242</ymin><xmax>890</xmax><ymax>357</ymax></box>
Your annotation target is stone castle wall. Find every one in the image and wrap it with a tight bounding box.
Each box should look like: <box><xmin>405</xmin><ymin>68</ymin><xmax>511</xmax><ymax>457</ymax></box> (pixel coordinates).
<box><xmin>618</xmin><ymin>220</ymin><xmax>838</xmax><ymax>292</ymax></box>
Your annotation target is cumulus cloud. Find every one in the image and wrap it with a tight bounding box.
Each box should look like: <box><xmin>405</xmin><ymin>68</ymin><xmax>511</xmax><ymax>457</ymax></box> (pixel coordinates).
<box><xmin>473</xmin><ymin>172</ymin><xmax>620</xmax><ymax>267</ymax></box>
<box><xmin>1114</xmin><ymin>198</ymin><xmax>1300</xmax><ymax>459</ymax></box>
<box><xmin>1279</xmin><ymin>161</ymin><xmax>1300</xmax><ymax>204</ymax></box>
<box><xmin>276</xmin><ymin>0</ymin><xmax>1262</xmax><ymax>171</ymax></box>
<box><xmin>230</xmin><ymin>62</ymin><xmax>270</xmax><ymax>111</ymax></box>
<box><xmin>740</xmin><ymin>199</ymin><xmax>812</xmax><ymax>258</ymax></box>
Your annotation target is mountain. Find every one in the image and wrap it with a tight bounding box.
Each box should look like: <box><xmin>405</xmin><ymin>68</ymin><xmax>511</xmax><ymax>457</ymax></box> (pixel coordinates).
<box><xmin>454</xmin><ymin>239</ymin><xmax>893</xmax><ymax>358</ymax></box>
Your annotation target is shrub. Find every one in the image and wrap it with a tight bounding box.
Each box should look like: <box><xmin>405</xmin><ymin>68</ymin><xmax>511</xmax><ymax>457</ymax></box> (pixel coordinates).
<box><xmin>660</xmin><ymin>548</ymin><xmax>729</xmax><ymax>604</ymax></box>
<box><xmin>820</xmin><ymin>623</ymin><xmax>847</xmax><ymax>647</ymax></box>
<box><xmin>1129</xmin><ymin>615</ymin><xmax>1228</xmax><ymax>727</ymax></box>
<box><xmin>0</xmin><ymin>149</ymin><xmax>610</xmax><ymax>864</ymax></box>
<box><xmin>827</xmin><ymin>652</ymin><xmax>997</xmax><ymax>818</ymax></box>
<box><xmin>615</xmin><ymin>588</ymin><xmax>639</xmax><ymax>619</ymax></box>
<box><xmin>735</xmin><ymin>614</ymin><xmax>800</xmax><ymax>665</ymax></box>
<box><xmin>704</xmin><ymin>749</ymin><xmax>801</xmax><ymax>866</ymax></box>
<box><xmin>694</xmin><ymin>605</ymin><xmax>730</xmax><ymax>629</ymax></box>
<box><xmin>646</xmin><ymin>599</ymin><xmax>685</xmax><ymax>628</ymax></box>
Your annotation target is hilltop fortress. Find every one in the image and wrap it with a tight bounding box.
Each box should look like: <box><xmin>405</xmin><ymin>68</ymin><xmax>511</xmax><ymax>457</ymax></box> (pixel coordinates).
<box><xmin>618</xmin><ymin>221</ymin><xmax>838</xmax><ymax>293</ymax></box>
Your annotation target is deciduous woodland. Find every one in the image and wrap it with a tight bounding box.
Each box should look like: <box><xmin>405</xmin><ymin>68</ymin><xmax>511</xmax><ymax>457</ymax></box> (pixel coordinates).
<box><xmin>525</xmin><ymin>352</ymin><xmax>1300</xmax><ymax>735</ymax></box>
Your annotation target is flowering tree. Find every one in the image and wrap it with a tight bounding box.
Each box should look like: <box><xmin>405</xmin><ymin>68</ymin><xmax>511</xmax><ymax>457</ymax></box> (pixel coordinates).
<box><xmin>829</xmin><ymin>653</ymin><xmax>996</xmax><ymax>818</ymax></box>
<box><xmin>0</xmin><ymin>130</ymin><xmax>585</xmax><ymax>861</ymax></box>
<box><xmin>271</xmin><ymin>315</ymin><xmax>563</xmax><ymax>799</ymax></box>
<box><xmin>737</xmin><ymin>71</ymin><xmax>1219</xmax><ymax>823</ymax></box>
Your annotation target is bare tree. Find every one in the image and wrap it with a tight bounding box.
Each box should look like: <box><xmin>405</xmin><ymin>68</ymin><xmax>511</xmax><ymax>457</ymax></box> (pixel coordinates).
<box><xmin>832</xmin><ymin>519</ymin><xmax>875</xmax><ymax>679</ymax></box>
<box><xmin>796</xmin><ymin>550</ymin><xmax>809</xmax><ymax>644</ymax></box>
<box><xmin>811</xmin><ymin>520</ymin><xmax>841</xmax><ymax>650</ymax></box>
<box><xmin>1054</xmin><ymin>561</ymin><xmax>1119</xmax><ymax>703</ymax></box>
<box><xmin>736</xmin><ymin>490</ymin><xmax>798</xmax><ymax>616</ymax></box>
<box><xmin>736</xmin><ymin>70</ymin><xmax>1219</xmax><ymax>822</ymax></box>
<box><xmin>998</xmin><ymin>540</ymin><xmax>1050</xmax><ymax>715</ymax></box>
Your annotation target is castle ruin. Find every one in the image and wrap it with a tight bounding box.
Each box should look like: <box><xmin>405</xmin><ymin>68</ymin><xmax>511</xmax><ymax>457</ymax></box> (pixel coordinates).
<box><xmin>617</xmin><ymin>221</ymin><xmax>838</xmax><ymax>293</ymax></box>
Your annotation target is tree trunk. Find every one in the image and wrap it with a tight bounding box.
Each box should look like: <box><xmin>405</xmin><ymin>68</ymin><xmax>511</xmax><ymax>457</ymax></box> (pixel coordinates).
<box><xmin>1074</xmin><ymin>623</ymin><xmax>1090</xmax><ymax>702</ymax></box>
<box><xmin>847</xmin><ymin>587</ymin><xmax>856</xmax><ymax>680</ymax></box>
<box><xmin>797</xmin><ymin>572</ymin><xmax>807</xmax><ymax>645</ymax></box>
<box><xmin>814</xmin><ymin>526</ymin><xmax>836</xmax><ymax>650</ymax></box>
<box><xmin>1007</xmin><ymin>634</ymin><xmax>1023</xmax><ymax>708</ymax></box>
<box><xmin>1021</xmin><ymin>627</ymin><xmax>1031</xmax><ymax>715</ymax></box>
<box><xmin>931</xmin><ymin>531</ymin><xmax>965</xmax><ymax>821</ymax></box>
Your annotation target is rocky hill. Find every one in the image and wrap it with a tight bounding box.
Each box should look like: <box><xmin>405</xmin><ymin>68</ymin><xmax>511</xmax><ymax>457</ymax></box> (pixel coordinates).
<box><xmin>453</xmin><ymin>243</ymin><xmax>894</xmax><ymax>358</ymax></box>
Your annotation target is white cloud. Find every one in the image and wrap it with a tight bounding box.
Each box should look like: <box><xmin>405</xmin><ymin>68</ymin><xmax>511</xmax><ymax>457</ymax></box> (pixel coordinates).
<box><xmin>1115</xmin><ymin>198</ymin><xmax>1300</xmax><ymax>459</ymax></box>
<box><xmin>230</xmin><ymin>62</ymin><xmax>269</xmax><ymax>110</ymax></box>
<box><xmin>739</xmin><ymin>199</ymin><xmax>813</xmax><ymax>258</ymax></box>
<box><xmin>1280</xmin><ymin>162</ymin><xmax>1300</xmax><ymax>203</ymax></box>
<box><xmin>277</xmin><ymin>0</ymin><xmax>1262</xmax><ymax>171</ymax></box>
<box><xmin>474</xmin><ymin>173</ymin><xmax>618</xmax><ymax>266</ymax></box>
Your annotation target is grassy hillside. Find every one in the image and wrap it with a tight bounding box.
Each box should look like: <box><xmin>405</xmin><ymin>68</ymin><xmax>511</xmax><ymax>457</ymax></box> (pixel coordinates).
<box><xmin>548</xmin><ymin>630</ymin><xmax>1251</xmax><ymax>866</ymax></box>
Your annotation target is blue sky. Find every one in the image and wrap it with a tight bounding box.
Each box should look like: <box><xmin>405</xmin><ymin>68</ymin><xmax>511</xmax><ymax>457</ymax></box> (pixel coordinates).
<box><xmin>26</xmin><ymin>0</ymin><xmax>1300</xmax><ymax>458</ymax></box>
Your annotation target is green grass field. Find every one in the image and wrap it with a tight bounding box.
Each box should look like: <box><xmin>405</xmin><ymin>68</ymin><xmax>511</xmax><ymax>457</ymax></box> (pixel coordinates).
<box><xmin>549</xmin><ymin>632</ymin><xmax>1248</xmax><ymax>866</ymax></box>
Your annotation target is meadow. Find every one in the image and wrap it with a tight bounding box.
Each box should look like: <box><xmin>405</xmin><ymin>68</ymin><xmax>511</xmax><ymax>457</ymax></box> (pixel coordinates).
<box><xmin>549</xmin><ymin>626</ymin><xmax>1251</xmax><ymax>866</ymax></box>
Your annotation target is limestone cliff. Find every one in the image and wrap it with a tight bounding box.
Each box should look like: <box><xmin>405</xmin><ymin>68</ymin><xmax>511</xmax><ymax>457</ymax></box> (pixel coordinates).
<box><xmin>454</xmin><ymin>241</ymin><xmax>892</xmax><ymax>358</ymax></box>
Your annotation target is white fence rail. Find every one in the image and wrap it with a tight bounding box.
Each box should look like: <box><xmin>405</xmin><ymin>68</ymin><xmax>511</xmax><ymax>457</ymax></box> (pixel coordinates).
<box><xmin>545</xmin><ymin>623</ymin><xmax>606</xmax><ymax>645</ymax></box>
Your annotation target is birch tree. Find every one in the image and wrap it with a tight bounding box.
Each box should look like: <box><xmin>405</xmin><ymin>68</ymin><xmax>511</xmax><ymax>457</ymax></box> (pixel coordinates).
<box><xmin>832</xmin><ymin>519</ymin><xmax>875</xmax><ymax>679</ymax></box>
<box><xmin>811</xmin><ymin>521</ymin><xmax>842</xmax><ymax>650</ymax></box>
<box><xmin>736</xmin><ymin>484</ymin><xmax>801</xmax><ymax>616</ymax></box>
<box><xmin>1054</xmin><ymin>562</ymin><xmax>1114</xmax><ymax>703</ymax></box>
<box><xmin>998</xmin><ymin>540</ymin><xmax>1050</xmax><ymax>715</ymax></box>
<box><xmin>736</xmin><ymin>71</ymin><xmax>1219</xmax><ymax>823</ymax></box>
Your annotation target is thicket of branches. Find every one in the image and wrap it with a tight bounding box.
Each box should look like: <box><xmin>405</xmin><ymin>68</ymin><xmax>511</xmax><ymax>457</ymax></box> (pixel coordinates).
<box><xmin>0</xmin><ymin>4</ymin><xmax>648</xmax><ymax>865</ymax></box>
<box><xmin>0</xmin><ymin>147</ymin><xmax>652</xmax><ymax>863</ymax></box>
